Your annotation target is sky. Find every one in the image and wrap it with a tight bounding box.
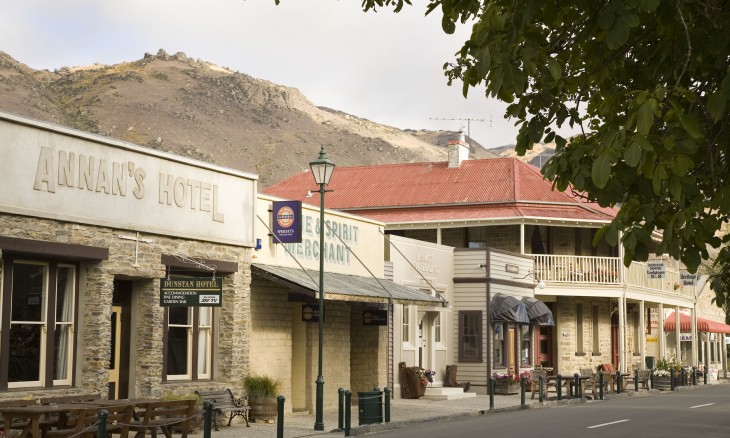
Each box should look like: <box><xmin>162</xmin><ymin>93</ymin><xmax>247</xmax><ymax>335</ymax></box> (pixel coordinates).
<box><xmin>0</xmin><ymin>1</ymin><xmax>564</xmax><ymax>149</ymax></box>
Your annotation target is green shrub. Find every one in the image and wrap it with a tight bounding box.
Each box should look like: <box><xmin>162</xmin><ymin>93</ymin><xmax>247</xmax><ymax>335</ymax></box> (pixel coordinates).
<box><xmin>244</xmin><ymin>375</ymin><xmax>281</xmax><ymax>400</ymax></box>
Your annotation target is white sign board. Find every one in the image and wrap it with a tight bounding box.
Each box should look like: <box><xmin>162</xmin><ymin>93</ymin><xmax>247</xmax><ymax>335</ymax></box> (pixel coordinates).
<box><xmin>0</xmin><ymin>114</ymin><xmax>257</xmax><ymax>246</ymax></box>
<box><xmin>646</xmin><ymin>260</ymin><xmax>666</xmax><ymax>279</ymax></box>
<box><xmin>680</xmin><ymin>271</ymin><xmax>697</xmax><ymax>287</ymax></box>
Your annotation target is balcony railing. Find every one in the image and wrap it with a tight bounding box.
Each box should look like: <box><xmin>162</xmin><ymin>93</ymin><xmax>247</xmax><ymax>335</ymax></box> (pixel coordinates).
<box><xmin>533</xmin><ymin>255</ymin><xmax>693</xmax><ymax>297</ymax></box>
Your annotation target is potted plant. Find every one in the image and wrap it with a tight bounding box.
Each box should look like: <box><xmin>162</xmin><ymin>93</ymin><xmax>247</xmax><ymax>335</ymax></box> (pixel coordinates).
<box><xmin>244</xmin><ymin>374</ymin><xmax>281</xmax><ymax>422</ymax></box>
<box><xmin>652</xmin><ymin>355</ymin><xmax>682</xmax><ymax>390</ymax></box>
<box><xmin>492</xmin><ymin>370</ymin><xmax>530</xmax><ymax>394</ymax></box>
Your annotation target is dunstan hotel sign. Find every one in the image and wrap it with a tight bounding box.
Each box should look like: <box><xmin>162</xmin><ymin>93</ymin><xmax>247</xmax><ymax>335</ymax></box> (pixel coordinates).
<box><xmin>0</xmin><ymin>116</ymin><xmax>255</xmax><ymax>246</ymax></box>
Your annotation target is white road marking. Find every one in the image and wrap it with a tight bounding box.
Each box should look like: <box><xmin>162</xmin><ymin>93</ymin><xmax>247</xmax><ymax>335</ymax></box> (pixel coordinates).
<box><xmin>690</xmin><ymin>403</ymin><xmax>715</xmax><ymax>409</ymax></box>
<box><xmin>587</xmin><ymin>419</ymin><xmax>630</xmax><ymax>429</ymax></box>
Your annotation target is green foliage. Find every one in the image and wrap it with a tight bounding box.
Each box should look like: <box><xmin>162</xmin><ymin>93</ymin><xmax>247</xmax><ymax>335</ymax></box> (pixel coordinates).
<box><xmin>351</xmin><ymin>0</ymin><xmax>730</xmax><ymax>307</ymax></box>
<box><xmin>243</xmin><ymin>374</ymin><xmax>281</xmax><ymax>400</ymax></box>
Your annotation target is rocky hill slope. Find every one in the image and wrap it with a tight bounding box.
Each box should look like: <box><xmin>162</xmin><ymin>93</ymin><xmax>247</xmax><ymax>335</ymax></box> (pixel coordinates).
<box><xmin>0</xmin><ymin>49</ymin><xmax>501</xmax><ymax>187</ymax></box>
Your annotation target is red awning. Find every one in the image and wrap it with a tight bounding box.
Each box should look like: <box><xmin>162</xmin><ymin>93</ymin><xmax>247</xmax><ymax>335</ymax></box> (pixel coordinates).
<box><xmin>663</xmin><ymin>311</ymin><xmax>730</xmax><ymax>334</ymax></box>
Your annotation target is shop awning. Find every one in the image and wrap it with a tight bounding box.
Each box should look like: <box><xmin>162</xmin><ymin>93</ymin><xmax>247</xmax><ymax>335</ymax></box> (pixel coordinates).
<box><xmin>490</xmin><ymin>293</ymin><xmax>529</xmax><ymax>324</ymax></box>
<box><xmin>521</xmin><ymin>296</ymin><xmax>555</xmax><ymax>326</ymax></box>
<box><xmin>252</xmin><ymin>264</ymin><xmax>447</xmax><ymax>307</ymax></box>
<box><xmin>663</xmin><ymin>311</ymin><xmax>730</xmax><ymax>334</ymax></box>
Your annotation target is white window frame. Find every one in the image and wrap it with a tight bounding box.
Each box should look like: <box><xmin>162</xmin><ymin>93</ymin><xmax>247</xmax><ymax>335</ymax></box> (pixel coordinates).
<box><xmin>52</xmin><ymin>264</ymin><xmax>75</xmax><ymax>386</ymax></box>
<box><xmin>8</xmin><ymin>260</ymin><xmax>49</xmax><ymax>389</ymax></box>
<box><xmin>402</xmin><ymin>305</ymin><xmax>411</xmax><ymax>345</ymax></box>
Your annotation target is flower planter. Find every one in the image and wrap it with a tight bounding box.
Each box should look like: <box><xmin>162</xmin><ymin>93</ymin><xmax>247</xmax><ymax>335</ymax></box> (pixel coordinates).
<box><xmin>493</xmin><ymin>382</ymin><xmax>520</xmax><ymax>395</ymax></box>
<box><xmin>652</xmin><ymin>376</ymin><xmax>672</xmax><ymax>391</ymax></box>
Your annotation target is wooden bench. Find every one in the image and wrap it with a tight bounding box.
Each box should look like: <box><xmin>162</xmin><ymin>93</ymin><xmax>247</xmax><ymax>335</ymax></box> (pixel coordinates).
<box><xmin>39</xmin><ymin>394</ymin><xmax>101</xmax><ymax>405</ymax></box>
<box><xmin>195</xmin><ymin>389</ymin><xmax>250</xmax><ymax>430</ymax></box>
<box><xmin>0</xmin><ymin>399</ymin><xmax>38</xmax><ymax>433</ymax></box>
<box><xmin>625</xmin><ymin>369</ymin><xmax>652</xmax><ymax>390</ymax></box>
<box><xmin>129</xmin><ymin>399</ymin><xmax>196</xmax><ymax>438</ymax></box>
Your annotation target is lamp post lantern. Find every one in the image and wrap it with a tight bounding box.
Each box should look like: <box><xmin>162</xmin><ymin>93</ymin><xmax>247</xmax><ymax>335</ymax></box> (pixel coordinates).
<box><xmin>310</xmin><ymin>146</ymin><xmax>335</xmax><ymax>431</ymax></box>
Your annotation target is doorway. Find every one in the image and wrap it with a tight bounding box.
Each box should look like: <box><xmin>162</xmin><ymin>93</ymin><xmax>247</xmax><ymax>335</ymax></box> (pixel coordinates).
<box><xmin>538</xmin><ymin>325</ymin><xmax>553</xmax><ymax>370</ymax></box>
<box><xmin>111</xmin><ymin>280</ymin><xmax>132</xmax><ymax>399</ymax></box>
<box><xmin>611</xmin><ymin>312</ymin><xmax>619</xmax><ymax>368</ymax></box>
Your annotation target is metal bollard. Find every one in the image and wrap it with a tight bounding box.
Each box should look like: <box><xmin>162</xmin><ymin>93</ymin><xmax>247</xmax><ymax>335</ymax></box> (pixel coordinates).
<box><xmin>520</xmin><ymin>375</ymin><xmax>526</xmax><ymax>406</ymax></box>
<box><xmin>338</xmin><ymin>388</ymin><xmax>344</xmax><ymax>431</ymax></box>
<box><xmin>556</xmin><ymin>375</ymin><xmax>563</xmax><ymax>400</ymax></box>
<box><xmin>704</xmin><ymin>366</ymin><xmax>708</xmax><ymax>385</ymax></box>
<box><xmin>489</xmin><ymin>377</ymin><xmax>495</xmax><ymax>410</ymax></box>
<box><xmin>616</xmin><ymin>371</ymin><xmax>622</xmax><ymax>394</ymax></box>
<box><xmin>97</xmin><ymin>409</ymin><xmax>108</xmax><ymax>438</ymax></box>
<box><xmin>277</xmin><ymin>396</ymin><xmax>285</xmax><ymax>438</ymax></box>
<box><xmin>681</xmin><ymin>368</ymin><xmax>686</xmax><ymax>387</ymax></box>
<box><xmin>599</xmin><ymin>371</ymin><xmax>604</xmax><ymax>400</ymax></box>
<box><xmin>650</xmin><ymin>369</ymin><xmax>654</xmax><ymax>389</ymax></box>
<box><xmin>573</xmin><ymin>373</ymin><xmax>580</xmax><ymax>398</ymax></box>
<box><xmin>539</xmin><ymin>376</ymin><xmax>544</xmax><ymax>403</ymax></box>
<box><xmin>344</xmin><ymin>390</ymin><xmax>352</xmax><ymax>437</ymax></box>
<box><xmin>692</xmin><ymin>368</ymin><xmax>697</xmax><ymax>386</ymax></box>
<box><xmin>634</xmin><ymin>369</ymin><xmax>639</xmax><ymax>392</ymax></box>
<box><xmin>384</xmin><ymin>387</ymin><xmax>391</xmax><ymax>423</ymax></box>
<box><xmin>202</xmin><ymin>401</ymin><xmax>213</xmax><ymax>438</ymax></box>
<box><xmin>670</xmin><ymin>370</ymin><xmax>675</xmax><ymax>390</ymax></box>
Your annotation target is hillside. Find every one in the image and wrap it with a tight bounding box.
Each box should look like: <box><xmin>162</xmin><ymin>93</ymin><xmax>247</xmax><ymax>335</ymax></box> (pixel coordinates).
<box><xmin>0</xmin><ymin>49</ymin><xmax>501</xmax><ymax>187</ymax></box>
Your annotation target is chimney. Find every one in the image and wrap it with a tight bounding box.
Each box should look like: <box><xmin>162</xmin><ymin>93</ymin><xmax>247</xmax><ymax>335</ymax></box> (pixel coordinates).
<box><xmin>447</xmin><ymin>131</ymin><xmax>469</xmax><ymax>168</ymax></box>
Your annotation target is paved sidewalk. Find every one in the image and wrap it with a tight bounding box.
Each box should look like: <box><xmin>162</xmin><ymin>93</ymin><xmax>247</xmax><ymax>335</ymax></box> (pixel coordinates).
<box><xmin>199</xmin><ymin>380</ymin><xmax>726</xmax><ymax>438</ymax></box>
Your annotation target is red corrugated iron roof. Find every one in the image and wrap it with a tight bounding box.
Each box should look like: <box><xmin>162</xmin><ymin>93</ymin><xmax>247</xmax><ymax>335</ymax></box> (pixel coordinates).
<box><xmin>262</xmin><ymin>157</ymin><xmax>617</xmax><ymax>223</ymax></box>
<box><xmin>663</xmin><ymin>311</ymin><xmax>730</xmax><ymax>334</ymax></box>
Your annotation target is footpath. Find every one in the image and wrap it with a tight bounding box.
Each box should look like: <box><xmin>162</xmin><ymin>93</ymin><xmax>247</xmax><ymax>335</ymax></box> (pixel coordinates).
<box><xmin>203</xmin><ymin>380</ymin><xmax>726</xmax><ymax>438</ymax></box>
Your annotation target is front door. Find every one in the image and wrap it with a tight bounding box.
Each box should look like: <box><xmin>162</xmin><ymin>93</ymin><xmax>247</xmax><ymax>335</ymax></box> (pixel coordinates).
<box><xmin>538</xmin><ymin>325</ymin><xmax>553</xmax><ymax>370</ymax></box>
<box><xmin>611</xmin><ymin>313</ymin><xmax>619</xmax><ymax>368</ymax></box>
<box><xmin>109</xmin><ymin>306</ymin><xmax>122</xmax><ymax>399</ymax></box>
<box><xmin>111</xmin><ymin>280</ymin><xmax>132</xmax><ymax>399</ymax></box>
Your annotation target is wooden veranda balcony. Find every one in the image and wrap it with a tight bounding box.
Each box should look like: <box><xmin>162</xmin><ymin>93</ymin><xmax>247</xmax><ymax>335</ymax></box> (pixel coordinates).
<box><xmin>532</xmin><ymin>254</ymin><xmax>693</xmax><ymax>297</ymax></box>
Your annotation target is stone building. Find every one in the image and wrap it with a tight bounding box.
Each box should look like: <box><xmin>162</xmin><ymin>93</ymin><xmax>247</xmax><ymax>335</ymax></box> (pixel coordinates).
<box><xmin>0</xmin><ymin>112</ymin><xmax>257</xmax><ymax>400</ymax></box>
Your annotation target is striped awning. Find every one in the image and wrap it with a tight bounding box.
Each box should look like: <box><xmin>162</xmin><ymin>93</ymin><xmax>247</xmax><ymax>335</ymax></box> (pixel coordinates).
<box><xmin>663</xmin><ymin>311</ymin><xmax>730</xmax><ymax>334</ymax></box>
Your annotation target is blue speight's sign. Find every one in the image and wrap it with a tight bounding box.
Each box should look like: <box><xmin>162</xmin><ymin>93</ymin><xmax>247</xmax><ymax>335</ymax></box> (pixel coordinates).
<box><xmin>272</xmin><ymin>200</ymin><xmax>302</xmax><ymax>243</ymax></box>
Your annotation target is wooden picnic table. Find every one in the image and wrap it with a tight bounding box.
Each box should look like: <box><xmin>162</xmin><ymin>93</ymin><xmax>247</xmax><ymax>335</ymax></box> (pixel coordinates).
<box><xmin>1</xmin><ymin>403</ymin><xmax>97</xmax><ymax>438</ymax></box>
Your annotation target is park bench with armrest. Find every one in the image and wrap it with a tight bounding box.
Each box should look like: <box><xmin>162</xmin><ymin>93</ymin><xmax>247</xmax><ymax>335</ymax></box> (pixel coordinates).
<box><xmin>195</xmin><ymin>389</ymin><xmax>250</xmax><ymax>431</ymax></box>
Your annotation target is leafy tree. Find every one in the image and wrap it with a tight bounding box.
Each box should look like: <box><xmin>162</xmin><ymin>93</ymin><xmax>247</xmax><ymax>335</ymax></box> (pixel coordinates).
<box><xmin>352</xmin><ymin>1</ymin><xmax>730</xmax><ymax>305</ymax></box>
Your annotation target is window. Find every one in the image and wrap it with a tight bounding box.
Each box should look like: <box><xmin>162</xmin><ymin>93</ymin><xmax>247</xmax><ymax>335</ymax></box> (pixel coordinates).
<box><xmin>2</xmin><ymin>259</ymin><xmax>76</xmax><ymax>389</ymax></box>
<box><xmin>459</xmin><ymin>311</ymin><xmax>482</xmax><ymax>362</ymax></box>
<box><xmin>402</xmin><ymin>305</ymin><xmax>410</xmax><ymax>344</ymax></box>
<box><xmin>165</xmin><ymin>305</ymin><xmax>213</xmax><ymax>381</ymax></box>
<box><xmin>494</xmin><ymin>323</ymin><xmax>505</xmax><ymax>366</ymax></box>
<box><xmin>433</xmin><ymin>313</ymin><xmax>442</xmax><ymax>344</ymax></box>
<box><xmin>592</xmin><ymin>305</ymin><xmax>600</xmax><ymax>354</ymax></box>
<box><xmin>576</xmin><ymin>303</ymin><xmax>584</xmax><ymax>354</ymax></box>
<box><xmin>520</xmin><ymin>324</ymin><xmax>532</xmax><ymax>366</ymax></box>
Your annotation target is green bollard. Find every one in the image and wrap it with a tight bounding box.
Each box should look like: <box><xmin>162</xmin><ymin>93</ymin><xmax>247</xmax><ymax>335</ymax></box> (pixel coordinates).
<box><xmin>650</xmin><ymin>369</ymin><xmax>654</xmax><ymax>389</ymax></box>
<box><xmin>202</xmin><ymin>401</ymin><xmax>213</xmax><ymax>438</ymax></box>
<box><xmin>681</xmin><ymin>368</ymin><xmax>686</xmax><ymax>387</ymax></box>
<box><xmin>556</xmin><ymin>375</ymin><xmax>563</xmax><ymax>400</ymax></box>
<box><xmin>520</xmin><ymin>375</ymin><xmax>526</xmax><ymax>406</ymax></box>
<box><xmin>616</xmin><ymin>371</ymin><xmax>622</xmax><ymax>394</ymax></box>
<box><xmin>338</xmin><ymin>388</ymin><xmax>344</xmax><ymax>431</ymax></box>
<box><xmin>345</xmin><ymin>390</ymin><xmax>352</xmax><ymax>437</ymax></box>
<box><xmin>276</xmin><ymin>396</ymin><xmax>285</xmax><ymax>438</ymax></box>
<box><xmin>634</xmin><ymin>369</ymin><xmax>639</xmax><ymax>392</ymax></box>
<box><xmin>489</xmin><ymin>377</ymin><xmax>495</xmax><ymax>410</ymax></box>
<box><xmin>539</xmin><ymin>376</ymin><xmax>544</xmax><ymax>403</ymax></box>
<box><xmin>670</xmin><ymin>370</ymin><xmax>675</xmax><ymax>390</ymax></box>
<box><xmin>599</xmin><ymin>371</ymin><xmax>604</xmax><ymax>400</ymax></box>
<box><xmin>573</xmin><ymin>373</ymin><xmax>580</xmax><ymax>398</ymax></box>
<box><xmin>692</xmin><ymin>367</ymin><xmax>697</xmax><ymax>386</ymax></box>
<box><xmin>704</xmin><ymin>366</ymin><xmax>708</xmax><ymax>385</ymax></box>
<box><xmin>384</xmin><ymin>387</ymin><xmax>391</xmax><ymax>423</ymax></box>
<box><xmin>97</xmin><ymin>409</ymin><xmax>108</xmax><ymax>438</ymax></box>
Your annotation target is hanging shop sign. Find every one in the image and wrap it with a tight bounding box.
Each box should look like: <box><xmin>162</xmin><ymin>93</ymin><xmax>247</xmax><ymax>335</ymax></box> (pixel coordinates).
<box><xmin>159</xmin><ymin>277</ymin><xmax>223</xmax><ymax>307</ymax></box>
<box><xmin>362</xmin><ymin>309</ymin><xmax>388</xmax><ymax>326</ymax></box>
<box><xmin>646</xmin><ymin>260</ymin><xmax>665</xmax><ymax>279</ymax></box>
<box><xmin>272</xmin><ymin>200</ymin><xmax>302</xmax><ymax>243</ymax></box>
<box><xmin>302</xmin><ymin>304</ymin><xmax>322</xmax><ymax>322</ymax></box>
<box><xmin>680</xmin><ymin>271</ymin><xmax>697</xmax><ymax>287</ymax></box>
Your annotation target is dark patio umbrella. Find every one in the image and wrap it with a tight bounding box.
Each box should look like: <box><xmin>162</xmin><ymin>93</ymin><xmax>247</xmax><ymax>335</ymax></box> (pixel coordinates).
<box><xmin>521</xmin><ymin>296</ymin><xmax>555</xmax><ymax>326</ymax></box>
<box><xmin>491</xmin><ymin>293</ymin><xmax>529</xmax><ymax>324</ymax></box>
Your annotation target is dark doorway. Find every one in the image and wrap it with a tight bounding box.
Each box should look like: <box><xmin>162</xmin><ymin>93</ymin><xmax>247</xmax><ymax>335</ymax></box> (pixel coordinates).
<box><xmin>611</xmin><ymin>312</ymin><xmax>619</xmax><ymax>368</ymax></box>
<box><xmin>110</xmin><ymin>280</ymin><xmax>132</xmax><ymax>399</ymax></box>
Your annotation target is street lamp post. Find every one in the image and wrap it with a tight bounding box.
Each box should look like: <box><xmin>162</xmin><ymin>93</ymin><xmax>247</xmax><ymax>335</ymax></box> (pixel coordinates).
<box><xmin>310</xmin><ymin>146</ymin><xmax>335</xmax><ymax>431</ymax></box>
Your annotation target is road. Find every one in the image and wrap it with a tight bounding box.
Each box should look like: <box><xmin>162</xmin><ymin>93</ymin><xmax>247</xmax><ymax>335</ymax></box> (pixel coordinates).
<box><xmin>378</xmin><ymin>385</ymin><xmax>730</xmax><ymax>438</ymax></box>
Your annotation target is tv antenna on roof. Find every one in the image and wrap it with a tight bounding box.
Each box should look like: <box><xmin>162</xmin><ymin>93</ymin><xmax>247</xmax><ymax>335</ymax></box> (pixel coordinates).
<box><xmin>429</xmin><ymin>117</ymin><xmax>488</xmax><ymax>143</ymax></box>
